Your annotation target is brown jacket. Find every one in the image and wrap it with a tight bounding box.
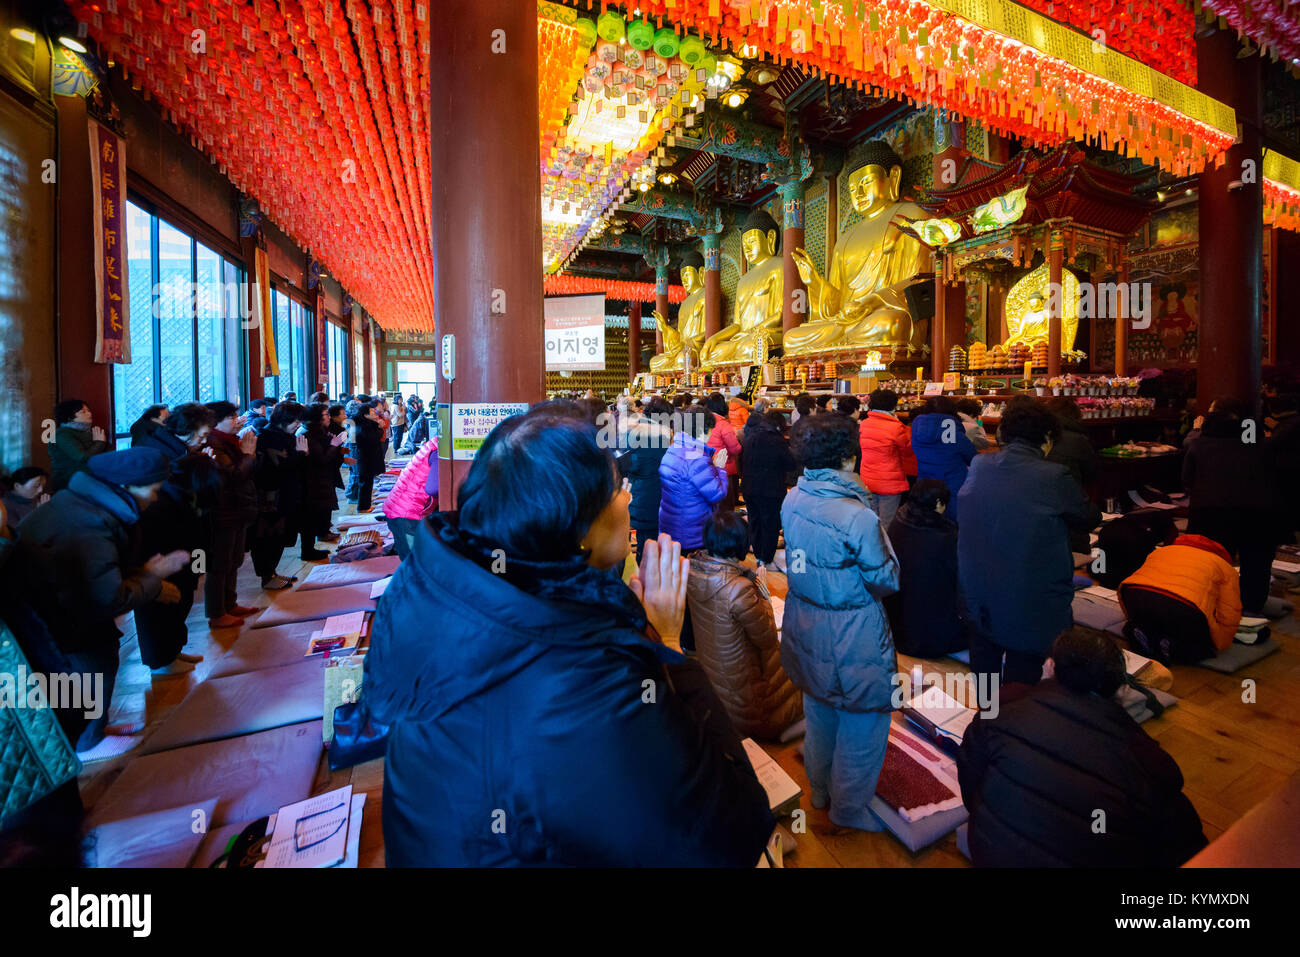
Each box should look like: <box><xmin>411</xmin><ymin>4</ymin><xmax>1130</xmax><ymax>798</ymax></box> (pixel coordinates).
<box><xmin>686</xmin><ymin>553</ymin><xmax>802</xmax><ymax>740</ymax></box>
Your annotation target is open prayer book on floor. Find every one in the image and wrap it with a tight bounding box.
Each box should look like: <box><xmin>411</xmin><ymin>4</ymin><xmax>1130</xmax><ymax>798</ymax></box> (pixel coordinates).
<box><xmin>902</xmin><ymin>686</ymin><xmax>976</xmax><ymax>751</ymax></box>
<box><xmin>741</xmin><ymin>738</ymin><xmax>801</xmax><ymax>817</ymax></box>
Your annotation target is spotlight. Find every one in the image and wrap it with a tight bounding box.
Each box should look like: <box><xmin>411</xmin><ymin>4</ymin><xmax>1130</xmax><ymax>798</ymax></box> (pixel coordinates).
<box><xmin>58</xmin><ymin>36</ymin><xmax>88</xmax><ymax>54</ymax></box>
<box><xmin>9</xmin><ymin>28</ymin><xmax>36</xmax><ymax>44</ymax></box>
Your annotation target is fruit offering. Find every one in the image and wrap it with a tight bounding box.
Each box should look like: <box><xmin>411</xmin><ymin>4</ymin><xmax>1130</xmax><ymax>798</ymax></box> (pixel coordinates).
<box><xmin>948</xmin><ymin>345</ymin><xmax>967</xmax><ymax>371</ymax></box>
<box><xmin>1032</xmin><ymin>341</ymin><xmax>1049</xmax><ymax>368</ymax></box>
<box><xmin>968</xmin><ymin>341</ymin><xmax>987</xmax><ymax>371</ymax></box>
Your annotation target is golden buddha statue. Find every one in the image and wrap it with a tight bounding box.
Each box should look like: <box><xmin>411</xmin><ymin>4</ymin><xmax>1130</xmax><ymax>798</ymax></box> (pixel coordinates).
<box><xmin>1003</xmin><ymin>262</ymin><xmax>1080</xmax><ymax>353</ymax></box>
<box><xmin>785</xmin><ymin>142</ymin><xmax>932</xmax><ymax>354</ymax></box>
<box><xmin>650</xmin><ymin>251</ymin><xmax>707</xmax><ymax>374</ymax></box>
<box><xmin>698</xmin><ymin>211</ymin><xmax>783</xmax><ymax>368</ymax></box>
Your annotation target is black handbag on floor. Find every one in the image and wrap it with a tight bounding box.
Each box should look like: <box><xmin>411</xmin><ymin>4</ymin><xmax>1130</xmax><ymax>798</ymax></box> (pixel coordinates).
<box><xmin>328</xmin><ymin>696</ymin><xmax>390</xmax><ymax>771</ymax></box>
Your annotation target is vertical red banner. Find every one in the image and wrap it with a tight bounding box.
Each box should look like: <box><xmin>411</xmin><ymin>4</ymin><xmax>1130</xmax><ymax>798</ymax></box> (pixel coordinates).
<box><xmin>89</xmin><ymin>119</ymin><xmax>130</xmax><ymax>363</ymax></box>
<box><xmin>316</xmin><ymin>291</ymin><xmax>329</xmax><ymax>387</ymax></box>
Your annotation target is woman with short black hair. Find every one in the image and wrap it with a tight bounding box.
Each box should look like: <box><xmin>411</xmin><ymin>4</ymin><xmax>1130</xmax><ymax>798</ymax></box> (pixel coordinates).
<box><xmin>129</xmin><ymin>404</ymin><xmax>170</xmax><ymax>447</ymax></box>
<box><xmin>740</xmin><ymin>410</ymin><xmax>794</xmax><ymax>565</ymax></box>
<box><xmin>367</xmin><ymin>407</ymin><xmax>774</xmax><ymax>865</ymax></box>
<box><xmin>884</xmin><ymin>478</ymin><xmax>966</xmax><ymax>657</ymax></box>
<box><xmin>780</xmin><ymin>413</ymin><xmax>900</xmax><ymax>831</ymax></box>
<box><xmin>49</xmin><ymin>399</ymin><xmax>109</xmax><ymax>491</ymax></box>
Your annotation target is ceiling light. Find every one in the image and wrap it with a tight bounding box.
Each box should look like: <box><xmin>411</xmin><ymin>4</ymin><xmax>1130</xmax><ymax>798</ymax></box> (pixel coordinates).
<box><xmin>58</xmin><ymin>36</ymin><xmax>88</xmax><ymax>54</ymax></box>
<box><xmin>739</xmin><ymin>43</ymin><xmax>759</xmax><ymax>58</ymax></box>
<box><xmin>725</xmin><ymin>90</ymin><xmax>748</xmax><ymax>109</ymax></box>
<box><xmin>752</xmin><ymin>67</ymin><xmax>778</xmax><ymax>85</ymax></box>
<box><xmin>637</xmin><ymin>181</ymin><xmax>652</xmax><ymax>192</ymax></box>
<box><xmin>658</xmin><ymin>172</ymin><xmax>677</xmax><ymax>186</ymax></box>
<box><xmin>9</xmin><ymin>28</ymin><xmax>36</xmax><ymax>44</ymax></box>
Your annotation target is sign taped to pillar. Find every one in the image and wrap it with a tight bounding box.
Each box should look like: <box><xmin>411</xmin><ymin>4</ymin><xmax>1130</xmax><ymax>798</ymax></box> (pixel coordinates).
<box><xmin>544</xmin><ymin>294</ymin><xmax>606</xmax><ymax>372</ymax></box>
<box><xmin>449</xmin><ymin>403</ymin><xmax>530</xmax><ymax>462</ymax></box>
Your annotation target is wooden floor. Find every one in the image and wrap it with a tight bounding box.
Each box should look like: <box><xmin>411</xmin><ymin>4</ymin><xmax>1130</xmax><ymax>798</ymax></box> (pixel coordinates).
<box><xmin>78</xmin><ymin>499</ymin><xmax>1300</xmax><ymax>868</ymax></box>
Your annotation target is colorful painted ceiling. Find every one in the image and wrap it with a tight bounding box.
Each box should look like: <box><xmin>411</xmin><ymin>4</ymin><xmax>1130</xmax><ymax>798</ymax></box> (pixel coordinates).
<box><xmin>70</xmin><ymin>0</ymin><xmax>1241</xmax><ymax>332</ymax></box>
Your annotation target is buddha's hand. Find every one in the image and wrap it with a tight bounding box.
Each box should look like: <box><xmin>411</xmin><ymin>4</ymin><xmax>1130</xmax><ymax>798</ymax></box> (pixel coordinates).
<box><xmin>791</xmin><ymin>248</ymin><xmax>820</xmax><ymax>286</ymax></box>
<box><xmin>652</xmin><ymin>310</ymin><xmax>666</xmax><ymax>325</ymax></box>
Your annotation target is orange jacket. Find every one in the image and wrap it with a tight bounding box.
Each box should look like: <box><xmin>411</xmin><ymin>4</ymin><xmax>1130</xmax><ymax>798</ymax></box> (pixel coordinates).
<box><xmin>858</xmin><ymin>410</ymin><xmax>918</xmax><ymax>494</ymax></box>
<box><xmin>728</xmin><ymin>399</ymin><xmax>750</xmax><ymax>432</ymax></box>
<box><xmin>1118</xmin><ymin>535</ymin><xmax>1242</xmax><ymax>651</ymax></box>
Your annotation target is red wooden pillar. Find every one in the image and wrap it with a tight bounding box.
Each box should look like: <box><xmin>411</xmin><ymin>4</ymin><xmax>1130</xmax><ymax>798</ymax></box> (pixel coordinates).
<box><xmin>655</xmin><ymin>264</ymin><xmax>670</xmax><ymax>353</ymax></box>
<box><xmin>1197</xmin><ymin>27</ymin><xmax>1263</xmax><ymax>414</ymax></box>
<box><xmin>703</xmin><ymin>232</ymin><xmax>722</xmax><ymax>341</ymax></box>
<box><xmin>1047</xmin><ymin>228</ymin><xmax>1064</xmax><ymax>380</ymax></box>
<box><xmin>431</xmin><ymin>0</ymin><xmax>544</xmax><ymax>507</ymax></box>
<box><xmin>1114</xmin><ymin>262</ymin><xmax>1129</xmax><ymax>376</ymax></box>
<box><xmin>628</xmin><ymin>300</ymin><xmax>641</xmax><ymax>381</ymax></box>
<box><xmin>780</xmin><ymin>180</ymin><xmax>806</xmax><ymax>334</ymax></box>
<box><xmin>931</xmin><ymin>263</ymin><xmax>946</xmax><ymax>381</ymax></box>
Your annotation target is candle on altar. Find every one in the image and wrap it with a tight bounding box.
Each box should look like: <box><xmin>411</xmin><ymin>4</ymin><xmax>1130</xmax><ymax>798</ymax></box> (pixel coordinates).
<box><xmin>1024</xmin><ymin>360</ymin><xmax>1033</xmax><ymax>387</ymax></box>
<box><xmin>915</xmin><ymin>365</ymin><xmax>924</xmax><ymax>382</ymax></box>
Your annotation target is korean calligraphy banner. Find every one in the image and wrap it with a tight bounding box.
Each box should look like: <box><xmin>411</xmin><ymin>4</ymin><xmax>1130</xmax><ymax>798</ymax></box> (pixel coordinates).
<box><xmin>316</xmin><ymin>291</ymin><xmax>329</xmax><ymax>386</ymax></box>
<box><xmin>253</xmin><ymin>246</ymin><xmax>279</xmax><ymax>376</ymax></box>
<box><xmin>89</xmin><ymin>120</ymin><xmax>129</xmax><ymax>363</ymax></box>
<box><xmin>544</xmin><ymin>294</ymin><xmax>605</xmax><ymax>372</ymax></box>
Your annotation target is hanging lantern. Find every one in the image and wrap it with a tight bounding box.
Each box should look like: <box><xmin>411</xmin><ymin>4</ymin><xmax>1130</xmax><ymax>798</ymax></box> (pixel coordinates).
<box><xmin>596</xmin><ymin>10</ymin><xmax>626</xmax><ymax>43</ymax></box>
<box><xmin>679</xmin><ymin>35</ymin><xmax>706</xmax><ymax>66</ymax></box>
<box><xmin>627</xmin><ymin>18</ymin><xmax>655</xmax><ymax>50</ymax></box>
<box><xmin>653</xmin><ymin>27</ymin><xmax>680</xmax><ymax>59</ymax></box>
<box><xmin>573</xmin><ymin>17</ymin><xmax>598</xmax><ymax>48</ymax></box>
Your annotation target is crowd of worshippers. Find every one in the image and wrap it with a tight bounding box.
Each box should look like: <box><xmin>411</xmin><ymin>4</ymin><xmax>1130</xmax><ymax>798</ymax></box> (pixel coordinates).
<box><xmin>2</xmin><ymin>381</ymin><xmax>1297</xmax><ymax>867</ymax></box>
<box><xmin>0</xmin><ymin>392</ymin><xmax>438</xmax><ymax>754</ymax></box>
<box><xmin>363</xmin><ymin>388</ymin><xmax>1297</xmax><ymax>866</ymax></box>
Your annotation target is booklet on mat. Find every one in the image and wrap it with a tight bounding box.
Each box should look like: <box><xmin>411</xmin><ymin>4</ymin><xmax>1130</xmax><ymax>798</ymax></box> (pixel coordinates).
<box><xmin>903</xmin><ymin>687</ymin><xmax>975</xmax><ymax>747</ymax></box>
<box><xmin>741</xmin><ymin>739</ymin><xmax>801</xmax><ymax>817</ymax></box>
<box><xmin>1080</xmin><ymin>584</ymin><xmax>1119</xmax><ymax>601</ymax></box>
<box><xmin>261</xmin><ymin>785</ymin><xmax>353</xmax><ymax>868</ymax></box>
<box><xmin>307</xmin><ymin>611</ymin><xmax>367</xmax><ymax>656</ymax></box>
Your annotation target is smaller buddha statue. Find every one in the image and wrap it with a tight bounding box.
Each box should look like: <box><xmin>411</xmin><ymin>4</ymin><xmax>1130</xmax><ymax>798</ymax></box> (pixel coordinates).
<box><xmin>699</xmin><ymin>210</ymin><xmax>784</xmax><ymax>369</ymax></box>
<box><xmin>649</xmin><ymin>250</ymin><xmax>707</xmax><ymax>375</ymax></box>
<box><xmin>1003</xmin><ymin>262</ymin><xmax>1080</xmax><ymax>354</ymax></box>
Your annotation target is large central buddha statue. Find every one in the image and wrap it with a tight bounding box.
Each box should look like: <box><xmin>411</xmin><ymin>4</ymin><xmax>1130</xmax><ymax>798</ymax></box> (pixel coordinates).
<box><xmin>785</xmin><ymin>142</ymin><xmax>932</xmax><ymax>354</ymax></box>
<box><xmin>649</xmin><ymin>250</ymin><xmax>706</xmax><ymax>374</ymax></box>
<box><xmin>698</xmin><ymin>211</ymin><xmax>783</xmax><ymax>368</ymax></box>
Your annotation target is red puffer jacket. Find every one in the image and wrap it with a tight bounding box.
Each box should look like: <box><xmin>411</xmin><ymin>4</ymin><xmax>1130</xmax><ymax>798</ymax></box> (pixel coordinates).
<box><xmin>858</xmin><ymin>411</ymin><xmax>917</xmax><ymax>495</ymax></box>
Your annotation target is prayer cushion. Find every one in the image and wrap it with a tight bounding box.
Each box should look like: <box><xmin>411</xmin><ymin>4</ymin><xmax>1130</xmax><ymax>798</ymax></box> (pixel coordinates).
<box><xmin>869</xmin><ymin>797</ymin><xmax>968</xmax><ymax>854</ymax></box>
<box><xmin>251</xmin><ymin>582</ymin><xmax>376</xmax><ymax>628</ymax></box>
<box><xmin>86</xmin><ymin>721</ymin><xmax>323</xmax><ymax>830</ymax></box>
<box><xmin>1198</xmin><ymin>638</ymin><xmax>1281</xmax><ymax>674</ymax></box>
<box><xmin>86</xmin><ymin>798</ymin><xmax>218</xmax><ymax>868</ymax></box>
<box><xmin>1116</xmin><ymin>686</ymin><xmax>1178</xmax><ymax>724</ymax></box>
<box><xmin>142</xmin><ymin>659</ymin><xmax>325</xmax><ymax>754</ymax></box>
<box><xmin>208</xmin><ymin>620</ymin><xmax>325</xmax><ymax>678</ymax></box>
<box><xmin>297</xmin><ymin>556</ymin><xmax>399</xmax><ymax>590</ymax></box>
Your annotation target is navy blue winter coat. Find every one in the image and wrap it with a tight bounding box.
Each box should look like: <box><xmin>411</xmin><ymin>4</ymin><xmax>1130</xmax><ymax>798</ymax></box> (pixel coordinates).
<box><xmin>779</xmin><ymin>469</ymin><xmax>901</xmax><ymax>712</ymax></box>
<box><xmin>657</xmin><ymin>432</ymin><xmax>726</xmax><ymax>551</ymax></box>
<box><xmin>956</xmin><ymin>440</ymin><xmax>1102</xmax><ymax>656</ymax></box>
<box><xmin>909</xmin><ymin>412</ymin><xmax>977</xmax><ymax>521</ymax></box>
<box><xmin>365</xmin><ymin>513</ymin><xmax>774</xmax><ymax>867</ymax></box>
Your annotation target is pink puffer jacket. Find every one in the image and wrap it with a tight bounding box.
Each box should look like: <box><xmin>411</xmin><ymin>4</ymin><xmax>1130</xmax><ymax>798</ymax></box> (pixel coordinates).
<box><xmin>384</xmin><ymin>441</ymin><xmax>439</xmax><ymax>520</ymax></box>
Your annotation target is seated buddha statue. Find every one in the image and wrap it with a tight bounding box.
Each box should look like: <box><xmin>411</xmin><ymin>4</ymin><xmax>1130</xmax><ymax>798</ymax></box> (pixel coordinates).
<box><xmin>650</xmin><ymin>250</ymin><xmax>707</xmax><ymax>374</ymax></box>
<box><xmin>1003</xmin><ymin>262</ymin><xmax>1080</xmax><ymax>353</ymax></box>
<box><xmin>698</xmin><ymin>211</ymin><xmax>783</xmax><ymax>368</ymax></box>
<box><xmin>785</xmin><ymin>142</ymin><xmax>932</xmax><ymax>354</ymax></box>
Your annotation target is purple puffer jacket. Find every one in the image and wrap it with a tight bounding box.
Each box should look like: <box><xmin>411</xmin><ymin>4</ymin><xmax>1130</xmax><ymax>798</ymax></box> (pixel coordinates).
<box><xmin>384</xmin><ymin>440</ymin><xmax>439</xmax><ymax>521</ymax></box>
<box><xmin>658</xmin><ymin>432</ymin><xmax>727</xmax><ymax>551</ymax></box>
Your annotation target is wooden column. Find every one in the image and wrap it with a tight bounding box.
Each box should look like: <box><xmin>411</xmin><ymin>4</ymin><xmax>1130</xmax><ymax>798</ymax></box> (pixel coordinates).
<box><xmin>1114</xmin><ymin>263</ymin><xmax>1129</xmax><ymax>376</ymax></box>
<box><xmin>431</xmin><ymin>0</ymin><xmax>544</xmax><ymax>507</ymax></box>
<box><xmin>931</xmin><ymin>263</ymin><xmax>946</xmax><ymax>381</ymax></box>
<box><xmin>628</xmin><ymin>300</ymin><xmax>641</xmax><ymax>381</ymax></box>
<box><xmin>780</xmin><ymin>180</ymin><xmax>806</xmax><ymax>334</ymax></box>
<box><xmin>703</xmin><ymin>232</ymin><xmax>722</xmax><ymax>340</ymax></box>
<box><xmin>54</xmin><ymin>94</ymin><xmax>112</xmax><ymax>429</ymax></box>
<box><xmin>655</xmin><ymin>263</ymin><xmax>670</xmax><ymax>352</ymax></box>
<box><xmin>825</xmin><ymin>173</ymin><xmax>839</xmax><ymax>269</ymax></box>
<box><xmin>1196</xmin><ymin>27</ymin><xmax>1263</xmax><ymax>414</ymax></box>
<box><xmin>1047</xmin><ymin>229</ymin><xmax>1064</xmax><ymax>380</ymax></box>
